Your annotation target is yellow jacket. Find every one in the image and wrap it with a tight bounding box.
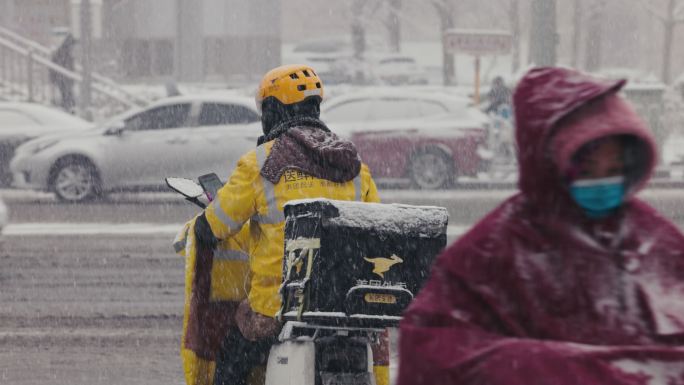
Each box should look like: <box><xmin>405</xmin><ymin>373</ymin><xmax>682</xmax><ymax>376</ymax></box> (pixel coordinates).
<box><xmin>204</xmin><ymin>139</ymin><xmax>380</xmax><ymax>317</ymax></box>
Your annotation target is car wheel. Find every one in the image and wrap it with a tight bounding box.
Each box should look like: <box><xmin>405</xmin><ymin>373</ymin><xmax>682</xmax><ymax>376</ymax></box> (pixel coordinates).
<box><xmin>50</xmin><ymin>157</ymin><xmax>102</xmax><ymax>203</ymax></box>
<box><xmin>409</xmin><ymin>149</ymin><xmax>453</xmax><ymax>189</ymax></box>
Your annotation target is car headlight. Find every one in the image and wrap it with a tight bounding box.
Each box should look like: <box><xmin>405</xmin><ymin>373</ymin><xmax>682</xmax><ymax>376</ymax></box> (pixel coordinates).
<box><xmin>21</xmin><ymin>139</ymin><xmax>59</xmax><ymax>155</ymax></box>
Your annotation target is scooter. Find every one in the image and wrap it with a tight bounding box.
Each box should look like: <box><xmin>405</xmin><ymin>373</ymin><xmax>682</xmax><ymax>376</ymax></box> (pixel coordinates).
<box><xmin>485</xmin><ymin>104</ymin><xmax>517</xmax><ymax>181</ymax></box>
<box><xmin>166</xmin><ymin>174</ymin><xmax>448</xmax><ymax>385</ymax></box>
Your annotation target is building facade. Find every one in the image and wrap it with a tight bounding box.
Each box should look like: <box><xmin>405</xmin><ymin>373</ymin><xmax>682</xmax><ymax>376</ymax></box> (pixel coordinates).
<box><xmin>0</xmin><ymin>0</ymin><xmax>71</xmax><ymax>46</ymax></box>
<box><xmin>104</xmin><ymin>0</ymin><xmax>281</xmax><ymax>83</ymax></box>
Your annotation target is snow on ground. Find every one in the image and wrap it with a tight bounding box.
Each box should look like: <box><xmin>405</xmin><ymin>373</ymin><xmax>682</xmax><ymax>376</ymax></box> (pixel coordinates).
<box><xmin>1</xmin><ymin>221</ymin><xmax>469</xmax><ymax>238</ymax></box>
<box><xmin>2</xmin><ymin>222</ymin><xmax>185</xmax><ymax>236</ymax></box>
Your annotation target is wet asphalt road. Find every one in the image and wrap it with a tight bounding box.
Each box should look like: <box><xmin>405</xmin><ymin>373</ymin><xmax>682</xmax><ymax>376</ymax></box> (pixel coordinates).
<box><xmin>2</xmin><ymin>191</ymin><xmax>188</xmax><ymax>385</ymax></box>
<box><xmin>3</xmin><ymin>187</ymin><xmax>684</xmax><ymax>384</ymax></box>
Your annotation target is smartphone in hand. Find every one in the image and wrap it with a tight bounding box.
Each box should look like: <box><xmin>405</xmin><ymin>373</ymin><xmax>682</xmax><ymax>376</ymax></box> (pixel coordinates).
<box><xmin>198</xmin><ymin>173</ymin><xmax>224</xmax><ymax>202</ymax></box>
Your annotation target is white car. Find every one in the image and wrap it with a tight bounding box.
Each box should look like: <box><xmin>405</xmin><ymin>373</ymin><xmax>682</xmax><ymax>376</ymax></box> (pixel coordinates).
<box><xmin>11</xmin><ymin>95</ymin><xmax>261</xmax><ymax>202</ymax></box>
<box><xmin>0</xmin><ymin>102</ymin><xmax>93</xmax><ymax>185</ymax></box>
<box><xmin>366</xmin><ymin>55</ymin><xmax>429</xmax><ymax>85</ymax></box>
<box><xmin>284</xmin><ymin>37</ymin><xmax>385</xmax><ymax>85</ymax></box>
<box><xmin>283</xmin><ymin>38</ymin><xmax>355</xmax><ymax>84</ymax></box>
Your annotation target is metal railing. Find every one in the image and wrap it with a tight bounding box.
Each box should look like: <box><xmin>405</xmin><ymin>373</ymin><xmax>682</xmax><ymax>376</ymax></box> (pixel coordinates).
<box><xmin>0</xmin><ymin>26</ymin><xmax>149</xmax><ymax>120</ymax></box>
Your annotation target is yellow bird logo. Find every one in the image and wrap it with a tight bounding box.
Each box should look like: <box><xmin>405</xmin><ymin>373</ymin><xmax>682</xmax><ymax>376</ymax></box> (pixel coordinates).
<box><xmin>364</xmin><ymin>255</ymin><xmax>404</xmax><ymax>279</ymax></box>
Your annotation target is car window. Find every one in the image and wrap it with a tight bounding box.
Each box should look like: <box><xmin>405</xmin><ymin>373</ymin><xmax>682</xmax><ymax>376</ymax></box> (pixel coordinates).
<box><xmin>417</xmin><ymin>101</ymin><xmax>449</xmax><ymax>116</ymax></box>
<box><xmin>198</xmin><ymin>103</ymin><xmax>259</xmax><ymax>126</ymax></box>
<box><xmin>124</xmin><ymin>103</ymin><xmax>191</xmax><ymax>131</ymax></box>
<box><xmin>323</xmin><ymin>100</ymin><xmax>370</xmax><ymax>123</ymax></box>
<box><xmin>0</xmin><ymin>110</ymin><xmax>40</xmax><ymax>126</ymax></box>
<box><xmin>366</xmin><ymin>99</ymin><xmax>421</xmax><ymax>121</ymax></box>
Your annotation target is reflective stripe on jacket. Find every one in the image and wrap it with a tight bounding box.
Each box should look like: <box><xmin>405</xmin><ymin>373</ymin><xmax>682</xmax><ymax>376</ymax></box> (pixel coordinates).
<box><xmin>205</xmin><ymin>139</ymin><xmax>380</xmax><ymax>317</ymax></box>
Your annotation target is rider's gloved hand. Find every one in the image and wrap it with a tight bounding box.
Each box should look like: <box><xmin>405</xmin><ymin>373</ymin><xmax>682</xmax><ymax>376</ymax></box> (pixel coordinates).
<box><xmin>235</xmin><ymin>299</ymin><xmax>280</xmax><ymax>341</ymax></box>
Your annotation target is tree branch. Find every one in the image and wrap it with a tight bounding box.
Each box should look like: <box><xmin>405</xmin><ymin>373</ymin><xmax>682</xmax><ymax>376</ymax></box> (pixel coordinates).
<box><xmin>367</xmin><ymin>0</ymin><xmax>384</xmax><ymax>17</ymax></box>
<box><xmin>635</xmin><ymin>0</ymin><xmax>668</xmax><ymax>22</ymax></box>
<box><xmin>381</xmin><ymin>0</ymin><xmax>436</xmax><ymax>36</ymax></box>
<box><xmin>676</xmin><ymin>0</ymin><xmax>684</xmax><ymax>18</ymax></box>
<box><xmin>350</xmin><ymin>0</ymin><xmax>386</xmax><ymax>30</ymax></box>
<box><xmin>431</xmin><ymin>0</ymin><xmax>446</xmax><ymax>14</ymax></box>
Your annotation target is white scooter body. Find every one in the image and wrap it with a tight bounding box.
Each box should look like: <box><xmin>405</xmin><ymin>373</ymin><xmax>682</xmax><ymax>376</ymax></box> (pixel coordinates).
<box><xmin>265</xmin><ymin>321</ymin><xmax>378</xmax><ymax>385</ymax></box>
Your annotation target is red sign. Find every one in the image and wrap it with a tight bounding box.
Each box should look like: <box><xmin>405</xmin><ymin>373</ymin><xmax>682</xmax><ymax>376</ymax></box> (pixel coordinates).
<box><xmin>444</xmin><ymin>29</ymin><xmax>512</xmax><ymax>56</ymax></box>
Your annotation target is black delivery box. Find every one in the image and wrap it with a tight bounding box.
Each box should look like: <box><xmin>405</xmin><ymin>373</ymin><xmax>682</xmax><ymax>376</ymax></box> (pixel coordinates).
<box><xmin>279</xmin><ymin>199</ymin><xmax>448</xmax><ymax>327</ymax></box>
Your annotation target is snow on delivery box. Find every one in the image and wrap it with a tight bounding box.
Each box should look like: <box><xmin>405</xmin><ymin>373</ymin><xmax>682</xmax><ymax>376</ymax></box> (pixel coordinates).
<box><xmin>278</xmin><ymin>199</ymin><xmax>448</xmax><ymax>327</ymax></box>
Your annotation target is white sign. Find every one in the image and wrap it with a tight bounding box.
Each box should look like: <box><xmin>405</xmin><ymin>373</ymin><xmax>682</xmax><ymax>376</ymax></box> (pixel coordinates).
<box><xmin>444</xmin><ymin>29</ymin><xmax>512</xmax><ymax>56</ymax></box>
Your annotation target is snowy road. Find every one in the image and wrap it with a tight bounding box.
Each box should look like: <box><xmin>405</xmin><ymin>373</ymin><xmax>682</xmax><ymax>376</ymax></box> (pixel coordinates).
<box><xmin>4</xmin><ymin>187</ymin><xmax>684</xmax><ymax>384</ymax></box>
<box><xmin>2</xmin><ymin>222</ymin><xmax>470</xmax><ymax>238</ymax></box>
<box><xmin>4</xmin><ymin>186</ymin><xmax>684</xmax><ymax>226</ymax></box>
<box><xmin>1</xmin><ymin>234</ymin><xmax>184</xmax><ymax>385</ymax></box>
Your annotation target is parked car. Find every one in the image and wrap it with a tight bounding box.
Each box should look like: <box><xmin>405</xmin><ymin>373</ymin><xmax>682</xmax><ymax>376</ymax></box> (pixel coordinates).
<box><xmin>284</xmin><ymin>37</ymin><xmax>386</xmax><ymax>85</ymax></box>
<box><xmin>366</xmin><ymin>54</ymin><xmax>429</xmax><ymax>85</ymax></box>
<box><xmin>11</xmin><ymin>94</ymin><xmax>260</xmax><ymax>202</ymax></box>
<box><xmin>322</xmin><ymin>89</ymin><xmax>490</xmax><ymax>189</ymax></box>
<box><xmin>304</xmin><ymin>56</ymin><xmax>356</xmax><ymax>85</ymax></box>
<box><xmin>284</xmin><ymin>38</ymin><xmax>356</xmax><ymax>85</ymax></box>
<box><xmin>0</xmin><ymin>102</ymin><xmax>93</xmax><ymax>185</ymax></box>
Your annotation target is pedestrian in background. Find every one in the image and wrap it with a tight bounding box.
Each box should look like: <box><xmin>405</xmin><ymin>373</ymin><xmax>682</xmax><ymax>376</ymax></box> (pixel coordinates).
<box><xmin>50</xmin><ymin>34</ymin><xmax>76</xmax><ymax>112</ymax></box>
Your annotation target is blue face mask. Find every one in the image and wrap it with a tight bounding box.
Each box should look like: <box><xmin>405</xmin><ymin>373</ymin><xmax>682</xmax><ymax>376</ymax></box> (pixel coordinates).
<box><xmin>569</xmin><ymin>176</ymin><xmax>626</xmax><ymax>218</ymax></box>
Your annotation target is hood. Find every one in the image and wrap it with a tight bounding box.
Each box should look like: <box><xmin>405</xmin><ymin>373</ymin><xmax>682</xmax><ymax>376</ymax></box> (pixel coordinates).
<box><xmin>14</xmin><ymin>127</ymin><xmax>102</xmax><ymax>155</ymax></box>
<box><xmin>261</xmin><ymin>126</ymin><xmax>361</xmax><ymax>184</ymax></box>
<box><xmin>513</xmin><ymin>67</ymin><xmax>657</xmax><ymax>216</ymax></box>
<box><xmin>17</xmin><ymin>123</ymin><xmax>94</xmax><ymax>139</ymax></box>
<box><xmin>29</xmin><ymin>126</ymin><xmax>102</xmax><ymax>142</ymax></box>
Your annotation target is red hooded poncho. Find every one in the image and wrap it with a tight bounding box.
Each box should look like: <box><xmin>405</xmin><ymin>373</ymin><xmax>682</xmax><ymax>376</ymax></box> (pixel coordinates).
<box><xmin>398</xmin><ymin>67</ymin><xmax>684</xmax><ymax>385</ymax></box>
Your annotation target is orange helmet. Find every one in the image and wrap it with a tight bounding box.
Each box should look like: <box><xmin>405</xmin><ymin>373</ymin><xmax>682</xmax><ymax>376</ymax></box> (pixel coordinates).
<box><xmin>256</xmin><ymin>64</ymin><xmax>324</xmax><ymax>113</ymax></box>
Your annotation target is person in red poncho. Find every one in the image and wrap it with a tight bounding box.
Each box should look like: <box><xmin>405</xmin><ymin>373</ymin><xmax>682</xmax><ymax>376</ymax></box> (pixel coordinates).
<box><xmin>398</xmin><ymin>67</ymin><xmax>684</xmax><ymax>385</ymax></box>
